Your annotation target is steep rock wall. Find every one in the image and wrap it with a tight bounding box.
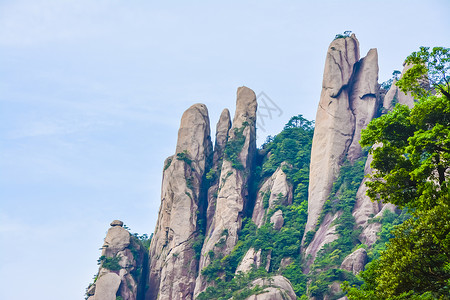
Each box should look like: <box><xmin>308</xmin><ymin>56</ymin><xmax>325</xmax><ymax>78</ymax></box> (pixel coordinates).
<box><xmin>194</xmin><ymin>86</ymin><xmax>257</xmax><ymax>296</ymax></box>
<box><xmin>304</xmin><ymin>35</ymin><xmax>380</xmax><ymax>265</ymax></box>
<box><xmin>87</xmin><ymin>220</ymin><xmax>148</xmax><ymax>300</ymax></box>
<box><xmin>147</xmin><ymin>104</ymin><xmax>213</xmax><ymax>300</ymax></box>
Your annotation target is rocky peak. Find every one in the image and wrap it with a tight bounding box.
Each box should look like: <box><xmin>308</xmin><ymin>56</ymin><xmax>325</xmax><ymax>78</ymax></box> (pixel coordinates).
<box><xmin>86</xmin><ymin>221</ymin><xmax>148</xmax><ymax>300</ymax></box>
<box><xmin>147</xmin><ymin>104</ymin><xmax>213</xmax><ymax>300</ymax></box>
<box><xmin>194</xmin><ymin>86</ymin><xmax>257</xmax><ymax>296</ymax></box>
<box><xmin>322</xmin><ymin>34</ymin><xmax>360</xmax><ymax>98</ymax></box>
<box><xmin>304</xmin><ymin>35</ymin><xmax>380</xmax><ymax>263</ymax></box>
<box><xmin>206</xmin><ymin>109</ymin><xmax>231</xmax><ymax>232</ymax></box>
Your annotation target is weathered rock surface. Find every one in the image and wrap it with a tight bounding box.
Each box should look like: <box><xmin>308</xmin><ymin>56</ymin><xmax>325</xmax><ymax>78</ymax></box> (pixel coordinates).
<box><xmin>340</xmin><ymin>248</ymin><xmax>368</xmax><ymax>275</ymax></box>
<box><xmin>92</xmin><ymin>273</ymin><xmax>121</xmax><ymax>300</ymax></box>
<box><xmin>235</xmin><ymin>248</ymin><xmax>262</xmax><ymax>273</ymax></box>
<box><xmin>206</xmin><ymin>109</ymin><xmax>231</xmax><ymax>233</ymax></box>
<box><xmin>383</xmin><ymin>64</ymin><xmax>415</xmax><ymax>111</ymax></box>
<box><xmin>304</xmin><ymin>212</ymin><xmax>341</xmax><ymax>270</ymax></box>
<box><xmin>347</xmin><ymin>48</ymin><xmax>380</xmax><ymax>162</ymax></box>
<box><xmin>305</xmin><ymin>34</ymin><xmax>360</xmax><ymax>236</ymax></box>
<box><xmin>304</xmin><ymin>35</ymin><xmax>380</xmax><ymax>265</ymax></box>
<box><xmin>89</xmin><ymin>221</ymin><xmax>148</xmax><ymax>300</ymax></box>
<box><xmin>270</xmin><ymin>210</ymin><xmax>284</xmax><ymax>231</ymax></box>
<box><xmin>245</xmin><ymin>275</ymin><xmax>297</xmax><ymax>300</ymax></box>
<box><xmin>148</xmin><ymin>104</ymin><xmax>213</xmax><ymax>300</ymax></box>
<box><xmin>194</xmin><ymin>86</ymin><xmax>257</xmax><ymax>296</ymax></box>
<box><xmin>252</xmin><ymin>166</ymin><xmax>292</xmax><ymax>228</ymax></box>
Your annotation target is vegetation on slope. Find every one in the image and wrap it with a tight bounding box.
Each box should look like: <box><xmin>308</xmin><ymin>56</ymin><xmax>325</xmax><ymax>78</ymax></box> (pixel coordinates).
<box><xmin>197</xmin><ymin>115</ymin><xmax>314</xmax><ymax>299</ymax></box>
<box><xmin>344</xmin><ymin>47</ymin><xmax>450</xmax><ymax>299</ymax></box>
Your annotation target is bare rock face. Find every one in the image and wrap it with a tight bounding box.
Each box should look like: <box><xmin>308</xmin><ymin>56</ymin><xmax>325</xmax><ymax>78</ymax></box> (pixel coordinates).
<box><xmin>235</xmin><ymin>248</ymin><xmax>262</xmax><ymax>273</ymax></box>
<box><xmin>252</xmin><ymin>165</ymin><xmax>292</xmax><ymax>228</ymax></box>
<box><xmin>206</xmin><ymin>109</ymin><xmax>231</xmax><ymax>232</ymax></box>
<box><xmin>92</xmin><ymin>273</ymin><xmax>121</xmax><ymax>300</ymax></box>
<box><xmin>245</xmin><ymin>275</ymin><xmax>297</xmax><ymax>300</ymax></box>
<box><xmin>347</xmin><ymin>48</ymin><xmax>380</xmax><ymax>162</ymax></box>
<box><xmin>194</xmin><ymin>86</ymin><xmax>257</xmax><ymax>296</ymax></box>
<box><xmin>383</xmin><ymin>64</ymin><xmax>415</xmax><ymax>111</ymax></box>
<box><xmin>270</xmin><ymin>210</ymin><xmax>284</xmax><ymax>231</ymax></box>
<box><xmin>89</xmin><ymin>221</ymin><xmax>148</xmax><ymax>300</ymax></box>
<box><xmin>148</xmin><ymin>104</ymin><xmax>213</xmax><ymax>300</ymax></box>
<box><xmin>304</xmin><ymin>35</ymin><xmax>380</xmax><ymax>264</ymax></box>
<box><xmin>304</xmin><ymin>212</ymin><xmax>341</xmax><ymax>270</ymax></box>
<box><xmin>305</xmin><ymin>35</ymin><xmax>360</xmax><ymax>236</ymax></box>
<box><xmin>340</xmin><ymin>248</ymin><xmax>368</xmax><ymax>275</ymax></box>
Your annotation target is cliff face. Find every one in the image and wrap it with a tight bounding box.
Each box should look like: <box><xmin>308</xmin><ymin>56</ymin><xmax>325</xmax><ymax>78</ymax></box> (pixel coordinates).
<box><xmin>87</xmin><ymin>34</ymin><xmax>410</xmax><ymax>300</ymax></box>
<box><xmin>194</xmin><ymin>86</ymin><xmax>257</xmax><ymax>296</ymax></box>
<box><xmin>304</xmin><ymin>35</ymin><xmax>381</xmax><ymax>263</ymax></box>
<box><xmin>147</xmin><ymin>104</ymin><xmax>213</xmax><ymax>300</ymax></box>
<box><xmin>87</xmin><ymin>220</ymin><xmax>148</xmax><ymax>300</ymax></box>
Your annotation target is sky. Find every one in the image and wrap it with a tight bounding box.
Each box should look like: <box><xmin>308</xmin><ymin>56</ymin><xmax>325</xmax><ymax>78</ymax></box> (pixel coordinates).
<box><xmin>0</xmin><ymin>1</ymin><xmax>449</xmax><ymax>299</ymax></box>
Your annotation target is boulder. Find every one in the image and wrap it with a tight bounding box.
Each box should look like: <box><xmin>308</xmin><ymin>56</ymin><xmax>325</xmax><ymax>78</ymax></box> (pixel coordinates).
<box><xmin>340</xmin><ymin>248</ymin><xmax>368</xmax><ymax>275</ymax></box>
<box><xmin>252</xmin><ymin>165</ymin><xmax>292</xmax><ymax>228</ymax></box>
<box><xmin>245</xmin><ymin>275</ymin><xmax>296</xmax><ymax>300</ymax></box>
<box><xmin>270</xmin><ymin>210</ymin><xmax>284</xmax><ymax>231</ymax></box>
<box><xmin>110</xmin><ymin>220</ymin><xmax>123</xmax><ymax>227</ymax></box>
<box><xmin>92</xmin><ymin>273</ymin><xmax>121</xmax><ymax>300</ymax></box>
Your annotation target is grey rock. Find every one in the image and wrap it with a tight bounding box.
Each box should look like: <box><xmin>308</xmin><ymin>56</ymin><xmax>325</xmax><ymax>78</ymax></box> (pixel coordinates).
<box><xmin>110</xmin><ymin>220</ymin><xmax>123</xmax><ymax>227</ymax></box>
<box><xmin>148</xmin><ymin>103</ymin><xmax>213</xmax><ymax>300</ymax></box>
<box><xmin>194</xmin><ymin>86</ymin><xmax>257</xmax><ymax>296</ymax></box>
<box><xmin>270</xmin><ymin>210</ymin><xmax>284</xmax><ymax>231</ymax></box>
<box><xmin>341</xmin><ymin>248</ymin><xmax>368</xmax><ymax>274</ymax></box>
<box><xmin>245</xmin><ymin>275</ymin><xmax>296</xmax><ymax>300</ymax></box>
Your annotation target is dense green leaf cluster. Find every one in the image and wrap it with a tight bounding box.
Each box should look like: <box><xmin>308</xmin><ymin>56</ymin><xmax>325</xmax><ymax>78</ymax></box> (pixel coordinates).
<box><xmin>197</xmin><ymin>115</ymin><xmax>314</xmax><ymax>298</ymax></box>
<box><xmin>345</xmin><ymin>47</ymin><xmax>450</xmax><ymax>299</ymax></box>
<box><xmin>261</xmin><ymin>115</ymin><xmax>314</xmax><ymax>204</ymax></box>
<box><xmin>224</xmin><ymin>122</ymin><xmax>248</xmax><ymax>170</ymax></box>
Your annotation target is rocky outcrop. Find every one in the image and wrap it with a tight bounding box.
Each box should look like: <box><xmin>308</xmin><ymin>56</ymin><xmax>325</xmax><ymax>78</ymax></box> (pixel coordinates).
<box><xmin>340</xmin><ymin>248</ymin><xmax>368</xmax><ymax>275</ymax></box>
<box><xmin>235</xmin><ymin>248</ymin><xmax>263</xmax><ymax>273</ymax></box>
<box><xmin>383</xmin><ymin>64</ymin><xmax>415</xmax><ymax>111</ymax></box>
<box><xmin>270</xmin><ymin>210</ymin><xmax>284</xmax><ymax>230</ymax></box>
<box><xmin>147</xmin><ymin>104</ymin><xmax>213</xmax><ymax>300</ymax></box>
<box><xmin>252</xmin><ymin>165</ymin><xmax>292</xmax><ymax>228</ymax></box>
<box><xmin>194</xmin><ymin>86</ymin><xmax>257</xmax><ymax>296</ymax></box>
<box><xmin>347</xmin><ymin>48</ymin><xmax>379</xmax><ymax>162</ymax></box>
<box><xmin>305</xmin><ymin>34</ymin><xmax>361</xmax><ymax>237</ymax></box>
<box><xmin>206</xmin><ymin>109</ymin><xmax>231</xmax><ymax>232</ymax></box>
<box><xmin>245</xmin><ymin>275</ymin><xmax>297</xmax><ymax>300</ymax></box>
<box><xmin>304</xmin><ymin>35</ymin><xmax>380</xmax><ymax>263</ymax></box>
<box><xmin>87</xmin><ymin>221</ymin><xmax>148</xmax><ymax>300</ymax></box>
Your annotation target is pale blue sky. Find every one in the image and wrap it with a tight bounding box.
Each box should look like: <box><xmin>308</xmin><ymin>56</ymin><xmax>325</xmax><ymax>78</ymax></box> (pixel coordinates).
<box><xmin>1</xmin><ymin>1</ymin><xmax>449</xmax><ymax>299</ymax></box>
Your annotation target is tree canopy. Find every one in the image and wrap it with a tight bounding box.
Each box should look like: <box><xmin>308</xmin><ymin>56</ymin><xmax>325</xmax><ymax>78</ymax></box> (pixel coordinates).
<box><xmin>345</xmin><ymin>47</ymin><xmax>450</xmax><ymax>299</ymax></box>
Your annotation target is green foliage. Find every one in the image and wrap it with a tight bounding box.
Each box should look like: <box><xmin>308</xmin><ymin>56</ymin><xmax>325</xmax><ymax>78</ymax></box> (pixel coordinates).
<box><xmin>282</xmin><ymin>260</ymin><xmax>307</xmax><ymax>296</ymax></box>
<box><xmin>396</xmin><ymin>46</ymin><xmax>450</xmax><ymax>99</ymax></box>
<box><xmin>380</xmin><ymin>70</ymin><xmax>401</xmax><ymax>91</ymax></box>
<box><xmin>197</xmin><ymin>115</ymin><xmax>314</xmax><ymax>298</ymax></box>
<box><xmin>224</xmin><ymin>124</ymin><xmax>247</xmax><ymax>170</ymax></box>
<box><xmin>307</xmin><ymin>157</ymin><xmax>366</xmax><ymax>299</ymax></box>
<box><xmin>197</xmin><ymin>268</ymin><xmax>269</xmax><ymax>300</ymax></box>
<box><xmin>192</xmin><ymin>234</ymin><xmax>205</xmax><ymax>260</ymax></box>
<box><xmin>164</xmin><ymin>158</ymin><xmax>172</xmax><ymax>170</ymax></box>
<box><xmin>98</xmin><ymin>255</ymin><xmax>122</xmax><ymax>271</ymax></box>
<box><xmin>116</xmin><ymin>296</ymin><xmax>124</xmax><ymax>300</ymax></box>
<box><xmin>261</xmin><ymin>114</ymin><xmax>314</xmax><ymax>205</ymax></box>
<box><xmin>334</xmin><ymin>30</ymin><xmax>352</xmax><ymax>40</ymax></box>
<box><xmin>261</xmin><ymin>190</ymin><xmax>271</xmax><ymax>209</ymax></box>
<box><xmin>176</xmin><ymin>150</ymin><xmax>192</xmax><ymax>165</ymax></box>
<box><xmin>347</xmin><ymin>49</ymin><xmax>450</xmax><ymax>299</ymax></box>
